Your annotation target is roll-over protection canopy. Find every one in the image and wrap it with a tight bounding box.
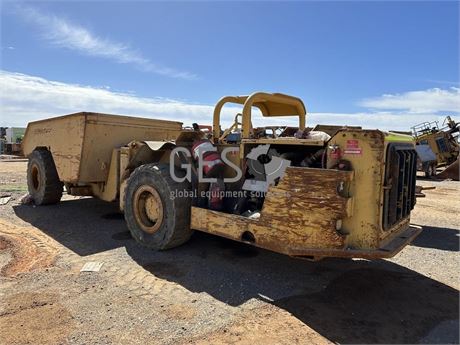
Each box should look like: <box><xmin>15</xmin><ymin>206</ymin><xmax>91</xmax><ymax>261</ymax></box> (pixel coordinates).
<box><xmin>213</xmin><ymin>92</ymin><xmax>307</xmax><ymax>140</ymax></box>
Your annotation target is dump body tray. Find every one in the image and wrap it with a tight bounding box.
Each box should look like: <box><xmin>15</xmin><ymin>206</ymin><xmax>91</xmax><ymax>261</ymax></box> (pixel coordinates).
<box><xmin>22</xmin><ymin>112</ymin><xmax>182</xmax><ymax>183</ymax></box>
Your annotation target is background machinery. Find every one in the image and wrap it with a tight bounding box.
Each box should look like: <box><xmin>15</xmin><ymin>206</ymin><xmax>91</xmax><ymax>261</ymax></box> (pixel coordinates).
<box><xmin>411</xmin><ymin>116</ymin><xmax>459</xmax><ymax>179</ymax></box>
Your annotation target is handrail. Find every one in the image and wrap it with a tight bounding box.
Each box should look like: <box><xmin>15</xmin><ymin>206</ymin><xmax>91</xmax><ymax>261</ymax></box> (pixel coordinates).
<box><xmin>212</xmin><ymin>92</ymin><xmax>307</xmax><ymax>141</ymax></box>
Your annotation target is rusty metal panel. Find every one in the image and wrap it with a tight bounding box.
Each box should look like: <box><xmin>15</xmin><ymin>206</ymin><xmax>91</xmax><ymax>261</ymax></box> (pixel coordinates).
<box><xmin>253</xmin><ymin>167</ymin><xmax>353</xmax><ymax>252</ymax></box>
<box><xmin>191</xmin><ymin>167</ymin><xmax>354</xmax><ymax>255</ymax></box>
<box><xmin>190</xmin><ymin>209</ymin><xmax>421</xmax><ymax>259</ymax></box>
<box><xmin>191</xmin><ymin>207</ymin><xmax>252</xmax><ymax>239</ymax></box>
<box><xmin>288</xmin><ymin>225</ymin><xmax>422</xmax><ymax>259</ymax></box>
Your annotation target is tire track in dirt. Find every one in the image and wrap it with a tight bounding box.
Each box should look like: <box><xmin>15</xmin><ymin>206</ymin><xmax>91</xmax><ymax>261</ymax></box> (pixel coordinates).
<box><xmin>0</xmin><ymin>220</ymin><xmax>59</xmax><ymax>277</ymax></box>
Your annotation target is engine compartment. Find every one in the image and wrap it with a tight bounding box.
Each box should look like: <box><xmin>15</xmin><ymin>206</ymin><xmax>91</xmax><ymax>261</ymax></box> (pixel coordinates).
<box><xmin>182</xmin><ymin>124</ymin><xmax>352</xmax><ymax>218</ymax></box>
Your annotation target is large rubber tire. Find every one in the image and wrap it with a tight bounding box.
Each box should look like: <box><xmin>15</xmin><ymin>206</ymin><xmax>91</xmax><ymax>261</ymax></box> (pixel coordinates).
<box><xmin>27</xmin><ymin>149</ymin><xmax>63</xmax><ymax>205</ymax></box>
<box><xmin>124</xmin><ymin>163</ymin><xmax>193</xmax><ymax>250</ymax></box>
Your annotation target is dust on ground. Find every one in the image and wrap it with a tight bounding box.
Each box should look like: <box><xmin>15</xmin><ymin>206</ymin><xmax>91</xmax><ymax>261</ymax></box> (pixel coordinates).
<box><xmin>0</xmin><ymin>161</ymin><xmax>458</xmax><ymax>344</ymax></box>
<box><xmin>0</xmin><ymin>292</ymin><xmax>75</xmax><ymax>345</ymax></box>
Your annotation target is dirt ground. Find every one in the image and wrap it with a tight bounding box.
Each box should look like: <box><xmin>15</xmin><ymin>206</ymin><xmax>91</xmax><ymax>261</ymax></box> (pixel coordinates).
<box><xmin>0</xmin><ymin>160</ymin><xmax>459</xmax><ymax>344</ymax></box>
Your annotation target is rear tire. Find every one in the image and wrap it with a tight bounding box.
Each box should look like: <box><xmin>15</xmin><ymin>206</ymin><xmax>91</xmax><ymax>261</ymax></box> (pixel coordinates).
<box><xmin>124</xmin><ymin>163</ymin><xmax>193</xmax><ymax>250</ymax></box>
<box><xmin>27</xmin><ymin>149</ymin><xmax>63</xmax><ymax>205</ymax></box>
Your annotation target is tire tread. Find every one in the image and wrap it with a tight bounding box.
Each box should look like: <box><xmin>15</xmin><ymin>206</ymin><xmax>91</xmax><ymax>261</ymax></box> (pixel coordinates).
<box><xmin>124</xmin><ymin>163</ymin><xmax>192</xmax><ymax>250</ymax></box>
<box><xmin>27</xmin><ymin>149</ymin><xmax>63</xmax><ymax>205</ymax></box>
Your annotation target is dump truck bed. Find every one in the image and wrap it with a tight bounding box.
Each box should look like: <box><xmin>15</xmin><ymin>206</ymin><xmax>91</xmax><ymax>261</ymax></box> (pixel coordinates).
<box><xmin>22</xmin><ymin>112</ymin><xmax>182</xmax><ymax>183</ymax></box>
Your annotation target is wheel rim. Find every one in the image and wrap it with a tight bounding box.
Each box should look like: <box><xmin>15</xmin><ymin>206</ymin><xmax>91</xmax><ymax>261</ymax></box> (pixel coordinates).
<box><xmin>31</xmin><ymin>164</ymin><xmax>41</xmax><ymax>191</ymax></box>
<box><xmin>133</xmin><ymin>185</ymin><xmax>164</xmax><ymax>234</ymax></box>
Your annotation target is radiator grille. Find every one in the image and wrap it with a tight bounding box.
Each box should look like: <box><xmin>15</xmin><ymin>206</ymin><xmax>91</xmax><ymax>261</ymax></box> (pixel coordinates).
<box><xmin>383</xmin><ymin>144</ymin><xmax>417</xmax><ymax>230</ymax></box>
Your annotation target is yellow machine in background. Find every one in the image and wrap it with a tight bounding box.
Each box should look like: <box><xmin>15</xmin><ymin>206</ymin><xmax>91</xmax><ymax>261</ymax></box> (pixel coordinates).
<box><xmin>22</xmin><ymin>92</ymin><xmax>421</xmax><ymax>260</ymax></box>
<box><xmin>412</xmin><ymin>116</ymin><xmax>459</xmax><ymax>178</ymax></box>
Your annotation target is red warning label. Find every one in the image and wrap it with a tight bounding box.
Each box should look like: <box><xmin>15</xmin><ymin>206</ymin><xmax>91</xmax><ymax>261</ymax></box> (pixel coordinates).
<box><xmin>346</xmin><ymin>139</ymin><xmax>359</xmax><ymax>148</ymax></box>
<box><xmin>344</xmin><ymin>148</ymin><xmax>362</xmax><ymax>155</ymax></box>
<box><xmin>344</xmin><ymin>140</ymin><xmax>362</xmax><ymax>155</ymax></box>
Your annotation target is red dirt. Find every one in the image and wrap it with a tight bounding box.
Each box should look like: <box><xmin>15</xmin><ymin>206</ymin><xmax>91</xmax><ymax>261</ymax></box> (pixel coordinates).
<box><xmin>0</xmin><ymin>226</ymin><xmax>57</xmax><ymax>277</ymax></box>
<box><xmin>0</xmin><ymin>292</ymin><xmax>75</xmax><ymax>345</ymax></box>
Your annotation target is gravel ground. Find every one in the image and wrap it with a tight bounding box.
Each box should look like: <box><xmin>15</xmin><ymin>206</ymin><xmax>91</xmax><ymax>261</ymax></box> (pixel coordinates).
<box><xmin>0</xmin><ymin>160</ymin><xmax>458</xmax><ymax>344</ymax></box>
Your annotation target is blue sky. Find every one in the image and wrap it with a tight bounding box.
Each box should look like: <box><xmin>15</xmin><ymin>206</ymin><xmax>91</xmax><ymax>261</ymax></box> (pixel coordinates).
<box><xmin>1</xmin><ymin>1</ymin><xmax>459</xmax><ymax>129</ymax></box>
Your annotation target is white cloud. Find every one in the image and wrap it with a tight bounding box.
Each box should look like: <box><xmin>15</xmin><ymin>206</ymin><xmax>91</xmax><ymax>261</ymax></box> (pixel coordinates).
<box><xmin>308</xmin><ymin>112</ymin><xmax>453</xmax><ymax>132</ymax></box>
<box><xmin>14</xmin><ymin>6</ymin><xmax>196</xmax><ymax>80</ymax></box>
<box><xmin>253</xmin><ymin>112</ymin><xmax>454</xmax><ymax>132</ymax></box>
<box><xmin>359</xmin><ymin>88</ymin><xmax>460</xmax><ymax>114</ymax></box>
<box><xmin>0</xmin><ymin>70</ymin><xmax>458</xmax><ymax>132</ymax></box>
<box><xmin>0</xmin><ymin>70</ymin><xmax>235</xmax><ymax>127</ymax></box>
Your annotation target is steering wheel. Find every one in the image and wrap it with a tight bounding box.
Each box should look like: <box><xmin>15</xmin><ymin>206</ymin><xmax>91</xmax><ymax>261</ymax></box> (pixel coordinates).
<box><xmin>218</xmin><ymin>113</ymin><xmax>242</xmax><ymax>143</ymax></box>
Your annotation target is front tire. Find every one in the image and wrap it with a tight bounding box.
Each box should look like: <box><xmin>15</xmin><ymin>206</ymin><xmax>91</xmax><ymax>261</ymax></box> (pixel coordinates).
<box><xmin>27</xmin><ymin>149</ymin><xmax>63</xmax><ymax>205</ymax></box>
<box><xmin>124</xmin><ymin>163</ymin><xmax>193</xmax><ymax>250</ymax></box>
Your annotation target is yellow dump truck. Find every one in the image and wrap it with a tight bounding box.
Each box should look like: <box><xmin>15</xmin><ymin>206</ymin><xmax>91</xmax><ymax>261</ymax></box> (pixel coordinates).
<box><xmin>22</xmin><ymin>92</ymin><xmax>421</xmax><ymax>260</ymax></box>
<box><xmin>411</xmin><ymin>116</ymin><xmax>459</xmax><ymax>178</ymax></box>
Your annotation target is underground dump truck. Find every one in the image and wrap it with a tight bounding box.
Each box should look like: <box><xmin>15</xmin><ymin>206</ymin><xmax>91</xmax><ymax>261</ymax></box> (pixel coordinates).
<box><xmin>22</xmin><ymin>92</ymin><xmax>421</xmax><ymax>260</ymax></box>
